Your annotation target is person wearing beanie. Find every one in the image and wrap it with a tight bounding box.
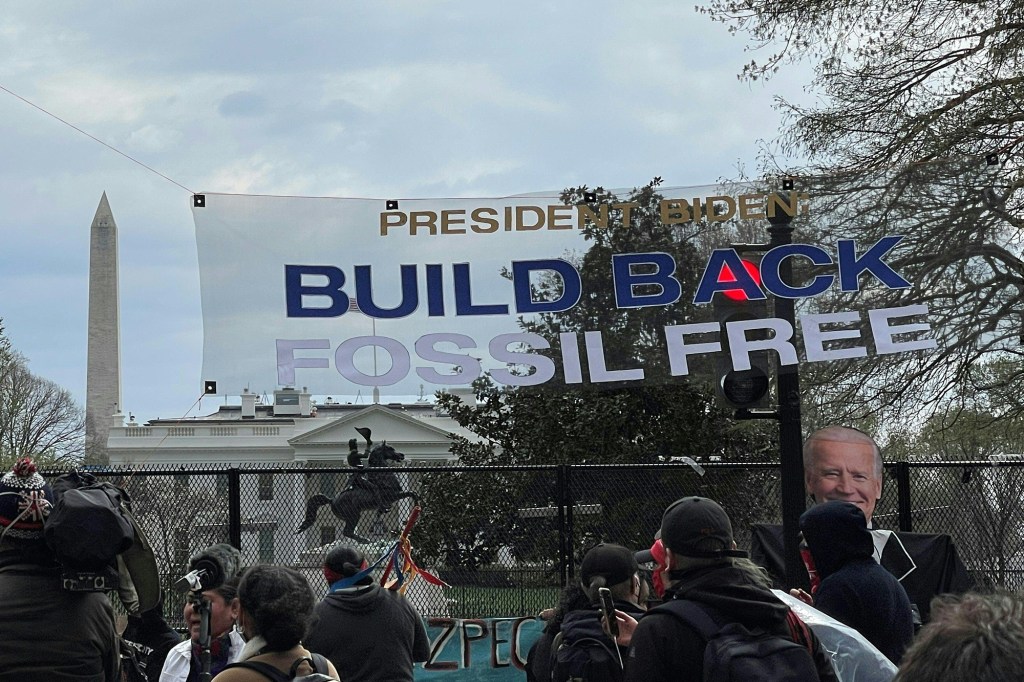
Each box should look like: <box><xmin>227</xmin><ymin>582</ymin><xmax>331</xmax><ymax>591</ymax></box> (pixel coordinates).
<box><xmin>304</xmin><ymin>545</ymin><xmax>429</xmax><ymax>682</ymax></box>
<box><xmin>799</xmin><ymin>500</ymin><xmax>914</xmax><ymax>665</ymax></box>
<box><xmin>625</xmin><ymin>496</ymin><xmax>838</xmax><ymax>682</ymax></box>
<box><xmin>0</xmin><ymin>457</ymin><xmax>120</xmax><ymax>680</ymax></box>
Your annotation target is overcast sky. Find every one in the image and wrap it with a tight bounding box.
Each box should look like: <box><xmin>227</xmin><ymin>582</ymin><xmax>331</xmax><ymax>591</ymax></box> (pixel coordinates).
<box><xmin>0</xmin><ymin>2</ymin><xmax>811</xmax><ymax>422</ymax></box>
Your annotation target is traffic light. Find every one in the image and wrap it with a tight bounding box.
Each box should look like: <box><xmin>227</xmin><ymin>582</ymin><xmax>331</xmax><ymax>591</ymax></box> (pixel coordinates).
<box><xmin>712</xmin><ymin>251</ymin><xmax>772</xmax><ymax>409</ymax></box>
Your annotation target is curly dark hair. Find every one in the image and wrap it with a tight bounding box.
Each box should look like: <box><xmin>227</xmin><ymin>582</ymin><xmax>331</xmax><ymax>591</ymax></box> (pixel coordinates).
<box><xmin>237</xmin><ymin>565</ymin><xmax>317</xmax><ymax>651</ymax></box>
<box><xmin>544</xmin><ymin>584</ymin><xmax>591</xmax><ymax>635</ymax></box>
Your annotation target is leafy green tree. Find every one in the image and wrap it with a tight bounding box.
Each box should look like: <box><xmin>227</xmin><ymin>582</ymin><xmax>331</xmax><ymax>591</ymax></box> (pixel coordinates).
<box><xmin>414</xmin><ymin>181</ymin><xmax>778</xmax><ymax>572</ymax></box>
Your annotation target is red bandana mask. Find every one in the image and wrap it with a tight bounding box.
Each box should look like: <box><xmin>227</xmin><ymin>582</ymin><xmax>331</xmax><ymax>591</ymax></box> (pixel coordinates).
<box><xmin>649</xmin><ymin>539</ymin><xmax>668</xmax><ymax>598</ymax></box>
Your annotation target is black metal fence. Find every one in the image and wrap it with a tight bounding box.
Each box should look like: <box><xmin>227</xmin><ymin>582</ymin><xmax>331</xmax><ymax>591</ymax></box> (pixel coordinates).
<box><xmin>72</xmin><ymin>459</ymin><xmax>1024</xmax><ymax>624</ymax></box>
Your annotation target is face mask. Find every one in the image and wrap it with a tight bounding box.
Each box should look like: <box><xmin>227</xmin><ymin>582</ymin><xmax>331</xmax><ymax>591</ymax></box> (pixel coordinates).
<box><xmin>649</xmin><ymin>539</ymin><xmax>668</xmax><ymax>598</ymax></box>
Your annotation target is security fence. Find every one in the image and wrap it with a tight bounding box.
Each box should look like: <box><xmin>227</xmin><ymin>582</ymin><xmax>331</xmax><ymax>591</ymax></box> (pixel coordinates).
<box><xmin>70</xmin><ymin>459</ymin><xmax>1024</xmax><ymax>624</ymax></box>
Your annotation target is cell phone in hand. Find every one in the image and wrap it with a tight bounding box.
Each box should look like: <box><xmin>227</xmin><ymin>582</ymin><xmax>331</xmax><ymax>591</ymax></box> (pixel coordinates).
<box><xmin>598</xmin><ymin>587</ymin><xmax>618</xmax><ymax>638</ymax></box>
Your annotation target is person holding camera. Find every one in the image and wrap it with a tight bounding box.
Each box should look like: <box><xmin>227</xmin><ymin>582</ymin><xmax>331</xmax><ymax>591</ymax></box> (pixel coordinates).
<box><xmin>624</xmin><ymin>497</ymin><xmax>837</xmax><ymax>682</ymax></box>
<box><xmin>159</xmin><ymin>574</ymin><xmax>245</xmax><ymax>682</ymax></box>
<box><xmin>0</xmin><ymin>457</ymin><xmax>120</xmax><ymax>681</ymax></box>
<box><xmin>213</xmin><ymin>564</ymin><xmax>339</xmax><ymax>681</ymax></box>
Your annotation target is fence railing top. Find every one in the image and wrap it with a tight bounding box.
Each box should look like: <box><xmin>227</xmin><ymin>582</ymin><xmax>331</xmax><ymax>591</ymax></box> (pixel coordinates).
<box><xmin>42</xmin><ymin>459</ymin><xmax>1020</xmax><ymax>478</ymax></box>
<box><xmin>887</xmin><ymin>460</ymin><xmax>1024</xmax><ymax>469</ymax></box>
<box><xmin>46</xmin><ymin>462</ymin><xmax>758</xmax><ymax>478</ymax></box>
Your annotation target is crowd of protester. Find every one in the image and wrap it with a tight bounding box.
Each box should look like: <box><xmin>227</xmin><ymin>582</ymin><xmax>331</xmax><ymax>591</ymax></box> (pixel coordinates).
<box><xmin>0</xmin><ymin>456</ymin><xmax>426</xmax><ymax>681</ymax></box>
<box><xmin>2</xmin><ymin>424</ymin><xmax>1022</xmax><ymax>680</ymax></box>
<box><xmin>528</xmin><ymin>425</ymin><xmax>1022</xmax><ymax>682</ymax></box>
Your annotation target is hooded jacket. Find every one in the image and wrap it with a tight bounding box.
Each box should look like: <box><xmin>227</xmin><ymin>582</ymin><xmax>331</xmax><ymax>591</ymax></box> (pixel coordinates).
<box><xmin>553</xmin><ymin>598</ymin><xmax>646</xmax><ymax>681</ymax></box>
<box><xmin>304</xmin><ymin>583</ymin><xmax>429</xmax><ymax>682</ymax></box>
<box><xmin>625</xmin><ymin>562</ymin><xmax>837</xmax><ymax>681</ymax></box>
<box><xmin>800</xmin><ymin>501</ymin><xmax>914</xmax><ymax>664</ymax></box>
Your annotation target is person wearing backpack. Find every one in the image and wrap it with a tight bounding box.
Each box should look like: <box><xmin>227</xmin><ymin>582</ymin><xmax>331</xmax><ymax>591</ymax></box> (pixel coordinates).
<box><xmin>0</xmin><ymin>458</ymin><xmax>121</xmax><ymax>681</ymax></box>
<box><xmin>524</xmin><ymin>583</ymin><xmax>591</xmax><ymax>682</ymax></box>
<box><xmin>551</xmin><ymin>543</ymin><xmax>649</xmax><ymax>682</ymax></box>
<box><xmin>624</xmin><ymin>497</ymin><xmax>838</xmax><ymax>682</ymax></box>
<box><xmin>213</xmin><ymin>565</ymin><xmax>339</xmax><ymax>682</ymax></box>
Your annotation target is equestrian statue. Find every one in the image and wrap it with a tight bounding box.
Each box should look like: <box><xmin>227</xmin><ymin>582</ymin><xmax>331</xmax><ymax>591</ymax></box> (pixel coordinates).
<box><xmin>296</xmin><ymin>427</ymin><xmax>420</xmax><ymax>543</ymax></box>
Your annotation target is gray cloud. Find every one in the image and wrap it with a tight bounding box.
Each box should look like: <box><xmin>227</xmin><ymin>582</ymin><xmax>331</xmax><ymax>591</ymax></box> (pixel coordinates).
<box><xmin>218</xmin><ymin>91</ymin><xmax>268</xmax><ymax>118</ymax></box>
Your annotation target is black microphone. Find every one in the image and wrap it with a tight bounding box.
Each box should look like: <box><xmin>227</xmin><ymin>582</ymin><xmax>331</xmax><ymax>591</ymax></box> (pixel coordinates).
<box><xmin>175</xmin><ymin>543</ymin><xmax>242</xmax><ymax>593</ymax></box>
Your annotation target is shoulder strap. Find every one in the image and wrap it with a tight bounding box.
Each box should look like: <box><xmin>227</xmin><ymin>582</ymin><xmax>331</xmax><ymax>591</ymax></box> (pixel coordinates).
<box><xmin>288</xmin><ymin>654</ymin><xmax>331</xmax><ymax>677</ymax></box>
<box><xmin>288</xmin><ymin>656</ymin><xmax>313</xmax><ymax>678</ymax></box>
<box><xmin>548</xmin><ymin>630</ymin><xmax>564</xmax><ymax>672</ymax></box>
<box><xmin>652</xmin><ymin>598</ymin><xmax>722</xmax><ymax>641</ymax></box>
<box><xmin>310</xmin><ymin>653</ymin><xmax>330</xmax><ymax>674</ymax></box>
<box><xmin>784</xmin><ymin>609</ymin><xmax>815</xmax><ymax>656</ymax></box>
<box><xmin>224</xmin><ymin>660</ymin><xmax>291</xmax><ymax>682</ymax></box>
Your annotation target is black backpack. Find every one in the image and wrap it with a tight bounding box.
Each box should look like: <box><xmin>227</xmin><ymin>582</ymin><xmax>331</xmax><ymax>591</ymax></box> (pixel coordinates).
<box><xmin>653</xmin><ymin>599</ymin><xmax>820</xmax><ymax>682</ymax></box>
<box><xmin>550</xmin><ymin>630</ymin><xmax>624</xmax><ymax>682</ymax></box>
<box><xmin>45</xmin><ymin>476</ymin><xmax>135</xmax><ymax>570</ymax></box>
<box><xmin>44</xmin><ymin>470</ymin><xmax>161</xmax><ymax>613</ymax></box>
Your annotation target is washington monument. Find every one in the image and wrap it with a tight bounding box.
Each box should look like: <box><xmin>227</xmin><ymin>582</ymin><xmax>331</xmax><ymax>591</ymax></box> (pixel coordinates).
<box><xmin>84</xmin><ymin>192</ymin><xmax>121</xmax><ymax>464</ymax></box>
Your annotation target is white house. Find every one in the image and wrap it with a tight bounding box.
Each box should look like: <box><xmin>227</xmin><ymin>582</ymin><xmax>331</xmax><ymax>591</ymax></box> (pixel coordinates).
<box><xmin>105</xmin><ymin>387</ymin><xmax>478</xmax><ymax>567</ymax></box>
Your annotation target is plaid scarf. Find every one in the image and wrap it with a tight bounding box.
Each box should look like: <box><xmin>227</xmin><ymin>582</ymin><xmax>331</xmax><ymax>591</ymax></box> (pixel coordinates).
<box><xmin>187</xmin><ymin>632</ymin><xmax>235</xmax><ymax>682</ymax></box>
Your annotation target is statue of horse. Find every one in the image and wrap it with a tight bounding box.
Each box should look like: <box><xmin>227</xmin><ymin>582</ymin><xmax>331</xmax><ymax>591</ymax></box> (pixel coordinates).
<box><xmin>296</xmin><ymin>428</ymin><xmax>420</xmax><ymax>543</ymax></box>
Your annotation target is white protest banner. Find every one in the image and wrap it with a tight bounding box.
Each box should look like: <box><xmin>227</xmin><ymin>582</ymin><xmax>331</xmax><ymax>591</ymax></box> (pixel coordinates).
<box><xmin>191</xmin><ymin>186</ymin><xmax>933</xmax><ymax>398</ymax></box>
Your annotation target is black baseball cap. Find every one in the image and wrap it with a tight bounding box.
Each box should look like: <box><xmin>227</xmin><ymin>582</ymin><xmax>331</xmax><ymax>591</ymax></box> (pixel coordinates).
<box><xmin>580</xmin><ymin>543</ymin><xmax>639</xmax><ymax>587</ymax></box>
<box><xmin>660</xmin><ymin>497</ymin><xmax>747</xmax><ymax>559</ymax></box>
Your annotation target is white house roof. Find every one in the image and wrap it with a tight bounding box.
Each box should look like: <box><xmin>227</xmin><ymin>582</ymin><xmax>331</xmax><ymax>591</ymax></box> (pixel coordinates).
<box><xmin>289</xmin><ymin>404</ymin><xmax>460</xmax><ymax>447</ymax></box>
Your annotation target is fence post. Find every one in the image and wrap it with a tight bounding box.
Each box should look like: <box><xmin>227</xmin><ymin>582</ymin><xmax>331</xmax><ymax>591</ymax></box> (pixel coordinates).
<box><xmin>895</xmin><ymin>461</ymin><xmax>913</xmax><ymax>532</ymax></box>
<box><xmin>228</xmin><ymin>468</ymin><xmax>242</xmax><ymax>548</ymax></box>
<box><xmin>557</xmin><ymin>464</ymin><xmax>573</xmax><ymax>587</ymax></box>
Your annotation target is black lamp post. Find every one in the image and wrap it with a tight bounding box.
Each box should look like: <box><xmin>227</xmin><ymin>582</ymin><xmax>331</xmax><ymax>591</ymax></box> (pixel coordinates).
<box><xmin>766</xmin><ymin>191</ymin><xmax>808</xmax><ymax>589</ymax></box>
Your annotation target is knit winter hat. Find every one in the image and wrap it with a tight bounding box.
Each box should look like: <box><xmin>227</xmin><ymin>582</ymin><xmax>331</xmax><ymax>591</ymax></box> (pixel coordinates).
<box><xmin>0</xmin><ymin>458</ymin><xmax>55</xmax><ymax>542</ymax></box>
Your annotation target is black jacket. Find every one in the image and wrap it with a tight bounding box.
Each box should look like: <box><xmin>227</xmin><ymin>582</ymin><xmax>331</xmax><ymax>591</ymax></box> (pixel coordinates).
<box><xmin>0</xmin><ymin>543</ymin><xmax>120</xmax><ymax>681</ymax></box>
<box><xmin>625</xmin><ymin>563</ymin><xmax>837</xmax><ymax>682</ymax></box>
<box><xmin>801</xmin><ymin>501</ymin><xmax>915</xmax><ymax>665</ymax></box>
<box><xmin>751</xmin><ymin>522</ymin><xmax>973</xmax><ymax>622</ymax></box>
<box><xmin>526</xmin><ymin>598</ymin><xmax>645</xmax><ymax>682</ymax></box>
